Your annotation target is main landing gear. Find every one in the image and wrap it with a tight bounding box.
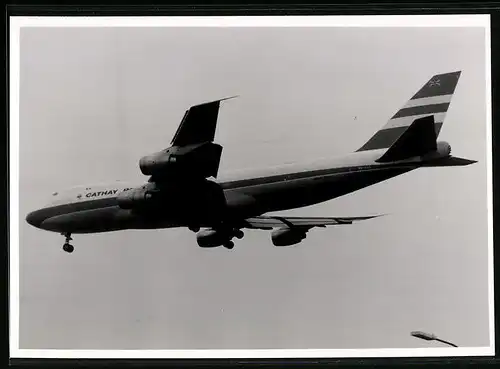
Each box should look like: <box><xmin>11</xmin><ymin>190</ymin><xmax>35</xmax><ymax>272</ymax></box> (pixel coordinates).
<box><xmin>221</xmin><ymin>228</ymin><xmax>244</xmax><ymax>250</ymax></box>
<box><xmin>62</xmin><ymin>233</ymin><xmax>74</xmax><ymax>253</ymax></box>
<box><xmin>193</xmin><ymin>223</ymin><xmax>244</xmax><ymax>250</ymax></box>
<box><xmin>223</xmin><ymin>241</ymin><xmax>234</xmax><ymax>250</ymax></box>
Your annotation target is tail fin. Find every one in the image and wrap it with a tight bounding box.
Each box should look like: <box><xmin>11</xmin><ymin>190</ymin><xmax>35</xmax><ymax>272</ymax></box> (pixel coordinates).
<box><xmin>357</xmin><ymin>71</ymin><xmax>461</xmax><ymax>152</ymax></box>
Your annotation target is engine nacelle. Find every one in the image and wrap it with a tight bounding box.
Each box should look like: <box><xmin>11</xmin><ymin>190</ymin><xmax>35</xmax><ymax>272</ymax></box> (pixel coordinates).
<box><xmin>139</xmin><ymin>142</ymin><xmax>223</xmax><ymax>179</ymax></box>
<box><xmin>116</xmin><ymin>178</ymin><xmax>227</xmax><ymax>222</ymax></box>
<box><xmin>116</xmin><ymin>187</ymin><xmax>153</xmax><ymax>209</ymax></box>
<box><xmin>271</xmin><ymin>227</ymin><xmax>307</xmax><ymax>246</ymax></box>
<box><xmin>422</xmin><ymin>141</ymin><xmax>452</xmax><ymax>161</ymax></box>
<box><xmin>196</xmin><ymin>229</ymin><xmax>228</xmax><ymax>248</ymax></box>
<box><xmin>436</xmin><ymin>141</ymin><xmax>452</xmax><ymax>157</ymax></box>
<box><xmin>139</xmin><ymin>151</ymin><xmax>176</xmax><ymax>175</ymax></box>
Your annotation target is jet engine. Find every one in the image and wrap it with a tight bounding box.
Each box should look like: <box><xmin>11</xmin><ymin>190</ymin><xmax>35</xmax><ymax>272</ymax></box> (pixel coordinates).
<box><xmin>271</xmin><ymin>227</ymin><xmax>307</xmax><ymax>246</ymax></box>
<box><xmin>139</xmin><ymin>142</ymin><xmax>223</xmax><ymax>179</ymax></box>
<box><xmin>423</xmin><ymin>141</ymin><xmax>452</xmax><ymax>161</ymax></box>
<box><xmin>115</xmin><ymin>179</ymin><xmax>228</xmax><ymax>224</ymax></box>
<box><xmin>116</xmin><ymin>187</ymin><xmax>153</xmax><ymax>209</ymax></box>
<box><xmin>436</xmin><ymin>141</ymin><xmax>452</xmax><ymax>157</ymax></box>
<box><xmin>196</xmin><ymin>229</ymin><xmax>229</xmax><ymax>248</ymax></box>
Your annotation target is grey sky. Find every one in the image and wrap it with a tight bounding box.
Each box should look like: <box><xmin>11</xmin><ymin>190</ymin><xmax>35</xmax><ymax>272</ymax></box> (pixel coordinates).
<box><xmin>18</xmin><ymin>26</ymin><xmax>490</xmax><ymax>351</ymax></box>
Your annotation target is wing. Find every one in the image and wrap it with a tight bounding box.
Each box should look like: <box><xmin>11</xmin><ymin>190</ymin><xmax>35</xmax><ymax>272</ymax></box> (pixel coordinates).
<box><xmin>140</xmin><ymin>96</ymin><xmax>237</xmax><ymax>181</ymax></box>
<box><xmin>171</xmin><ymin>96</ymin><xmax>238</xmax><ymax>147</ymax></box>
<box><xmin>241</xmin><ymin>215</ymin><xmax>382</xmax><ymax>230</ymax></box>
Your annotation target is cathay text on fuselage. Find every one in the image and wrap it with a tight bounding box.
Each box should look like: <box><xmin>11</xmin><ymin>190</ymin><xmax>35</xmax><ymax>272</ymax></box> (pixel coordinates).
<box><xmin>85</xmin><ymin>188</ymin><xmax>134</xmax><ymax>198</ymax></box>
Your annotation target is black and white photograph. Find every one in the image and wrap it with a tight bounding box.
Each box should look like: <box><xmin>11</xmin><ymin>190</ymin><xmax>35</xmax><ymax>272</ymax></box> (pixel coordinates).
<box><xmin>10</xmin><ymin>15</ymin><xmax>493</xmax><ymax>358</ymax></box>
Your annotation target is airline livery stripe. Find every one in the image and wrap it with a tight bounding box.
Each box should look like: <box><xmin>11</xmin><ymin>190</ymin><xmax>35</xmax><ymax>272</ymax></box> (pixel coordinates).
<box><xmin>391</xmin><ymin>103</ymin><xmax>450</xmax><ymax>119</ymax></box>
<box><xmin>33</xmin><ymin>168</ymin><xmax>419</xmax><ymax>219</ymax></box>
<box><xmin>357</xmin><ymin>122</ymin><xmax>443</xmax><ymax>151</ymax></box>
<box><xmin>405</xmin><ymin>94</ymin><xmax>453</xmax><ymax>108</ymax></box>
<box><xmin>386</xmin><ymin>112</ymin><xmax>446</xmax><ymax>129</ymax></box>
<box><xmin>220</xmin><ymin>163</ymin><xmax>417</xmax><ymax>189</ymax></box>
<box><xmin>411</xmin><ymin>90</ymin><xmax>458</xmax><ymax>100</ymax></box>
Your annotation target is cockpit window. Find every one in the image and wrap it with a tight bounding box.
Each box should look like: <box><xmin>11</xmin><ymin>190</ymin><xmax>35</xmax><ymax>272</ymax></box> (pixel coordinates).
<box><xmin>52</xmin><ymin>192</ymin><xmax>58</xmax><ymax>196</ymax></box>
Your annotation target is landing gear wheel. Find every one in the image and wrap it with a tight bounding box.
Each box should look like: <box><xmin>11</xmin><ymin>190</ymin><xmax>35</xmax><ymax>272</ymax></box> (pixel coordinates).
<box><xmin>234</xmin><ymin>230</ymin><xmax>244</xmax><ymax>239</ymax></box>
<box><xmin>62</xmin><ymin>233</ymin><xmax>74</xmax><ymax>253</ymax></box>
<box><xmin>223</xmin><ymin>241</ymin><xmax>234</xmax><ymax>250</ymax></box>
<box><xmin>63</xmin><ymin>243</ymin><xmax>74</xmax><ymax>253</ymax></box>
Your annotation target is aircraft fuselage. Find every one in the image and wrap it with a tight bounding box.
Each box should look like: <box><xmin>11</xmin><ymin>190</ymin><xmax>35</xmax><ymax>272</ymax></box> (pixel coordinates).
<box><xmin>26</xmin><ymin>147</ymin><xmax>452</xmax><ymax>235</ymax></box>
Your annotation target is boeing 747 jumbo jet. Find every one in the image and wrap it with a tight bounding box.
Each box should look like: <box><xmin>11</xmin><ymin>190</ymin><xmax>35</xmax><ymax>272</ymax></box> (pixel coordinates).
<box><xmin>26</xmin><ymin>71</ymin><xmax>476</xmax><ymax>253</ymax></box>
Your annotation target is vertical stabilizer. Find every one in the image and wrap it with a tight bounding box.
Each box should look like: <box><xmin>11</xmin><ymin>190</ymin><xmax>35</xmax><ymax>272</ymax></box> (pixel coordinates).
<box><xmin>357</xmin><ymin>71</ymin><xmax>461</xmax><ymax>152</ymax></box>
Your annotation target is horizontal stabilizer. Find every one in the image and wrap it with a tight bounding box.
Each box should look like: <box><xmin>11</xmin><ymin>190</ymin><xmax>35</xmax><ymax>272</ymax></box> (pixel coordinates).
<box><xmin>421</xmin><ymin>156</ymin><xmax>477</xmax><ymax>167</ymax></box>
<box><xmin>376</xmin><ymin>115</ymin><xmax>437</xmax><ymax>163</ymax></box>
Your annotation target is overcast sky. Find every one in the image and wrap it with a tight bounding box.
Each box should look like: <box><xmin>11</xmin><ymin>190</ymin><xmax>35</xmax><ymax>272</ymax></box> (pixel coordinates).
<box><xmin>17</xmin><ymin>25</ymin><xmax>490</xmax><ymax>351</ymax></box>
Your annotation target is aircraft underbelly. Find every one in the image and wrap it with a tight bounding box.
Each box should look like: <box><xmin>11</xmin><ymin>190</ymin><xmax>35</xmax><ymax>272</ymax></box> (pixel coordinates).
<box><xmin>244</xmin><ymin>167</ymin><xmax>415</xmax><ymax>212</ymax></box>
<box><xmin>40</xmin><ymin>205</ymin><xmax>179</xmax><ymax>234</ymax></box>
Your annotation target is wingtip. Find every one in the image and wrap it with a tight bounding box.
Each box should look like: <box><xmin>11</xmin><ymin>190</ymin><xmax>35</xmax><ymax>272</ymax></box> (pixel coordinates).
<box><xmin>220</xmin><ymin>95</ymin><xmax>239</xmax><ymax>102</ymax></box>
<box><xmin>191</xmin><ymin>95</ymin><xmax>239</xmax><ymax>108</ymax></box>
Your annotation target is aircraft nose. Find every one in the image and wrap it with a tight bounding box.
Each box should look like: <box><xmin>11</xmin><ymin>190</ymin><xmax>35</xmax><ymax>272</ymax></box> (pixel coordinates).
<box><xmin>26</xmin><ymin>209</ymin><xmax>47</xmax><ymax>229</ymax></box>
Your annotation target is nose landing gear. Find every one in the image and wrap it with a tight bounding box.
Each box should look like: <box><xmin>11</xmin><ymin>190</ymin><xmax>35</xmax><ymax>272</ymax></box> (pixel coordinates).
<box><xmin>62</xmin><ymin>233</ymin><xmax>74</xmax><ymax>253</ymax></box>
<box><xmin>63</xmin><ymin>243</ymin><xmax>74</xmax><ymax>253</ymax></box>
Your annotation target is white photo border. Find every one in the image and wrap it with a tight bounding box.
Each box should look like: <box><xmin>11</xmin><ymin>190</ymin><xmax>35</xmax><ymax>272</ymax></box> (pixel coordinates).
<box><xmin>9</xmin><ymin>14</ymin><xmax>494</xmax><ymax>359</ymax></box>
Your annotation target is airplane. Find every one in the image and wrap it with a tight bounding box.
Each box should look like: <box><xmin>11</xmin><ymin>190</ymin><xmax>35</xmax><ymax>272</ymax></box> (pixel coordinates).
<box><xmin>26</xmin><ymin>71</ymin><xmax>476</xmax><ymax>253</ymax></box>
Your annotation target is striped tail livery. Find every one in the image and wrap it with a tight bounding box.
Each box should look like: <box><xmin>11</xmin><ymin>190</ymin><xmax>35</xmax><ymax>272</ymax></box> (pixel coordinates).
<box><xmin>357</xmin><ymin>71</ymin><xmax>461</xmax><ymax>152</ymax></box>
